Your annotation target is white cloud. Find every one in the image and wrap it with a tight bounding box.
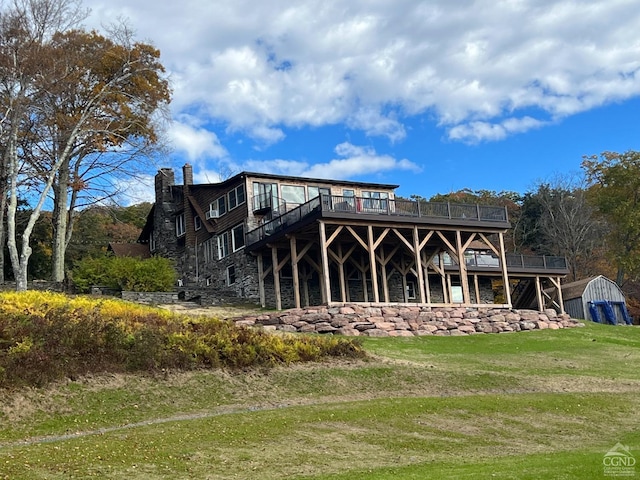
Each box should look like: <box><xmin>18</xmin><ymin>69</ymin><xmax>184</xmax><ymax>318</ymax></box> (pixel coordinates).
<box><xmin>168</xmin><ymin>117</ymin><xmax>228</xmax><ymax>161</ymax></box>
<box><xmin>448</xmin><ymin>116</ymin><xmax>548</xmax><ymax>143</ymax></box>
<box><xmin>241</xmin><ymin>142</ymin><xmax>421</xmax><ymax>180</ymax></box>
<box><xmin>85</xmin><ymin>0</ymin><xmax>640</xmax><ymax>143</ymax></box>
<box><xmin>113</xmin><ymin>174</ymin><xmax>156</xmax><ymax>206</ymax></box>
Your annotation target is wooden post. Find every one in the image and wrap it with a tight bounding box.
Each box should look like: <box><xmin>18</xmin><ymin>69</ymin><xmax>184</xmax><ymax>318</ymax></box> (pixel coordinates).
<box><xmin>337</xmin><ymin>243</ymin><xmax>347</xmax><ymax>303</ymax></box>
<box><xmin>379</xmin><ymin>245</ymin><xmax>389</xmax><ymax>303</ymax></box>
<box><xmin>290</xmin><ymin>235</ymin><xmax>301</xmax><ymax>309</ymax></box>
<box><xmin>556</xmin><ymin>276</ymin><xmax>565</xmax><ymax>314</ymax></box>
<box><xmin>456</xmin><ymin>231</ymin><xmax>471</xmax><ymax>304</ymax></box>
<box><xmin>257</xmin><ymin>253</ymin><xmax>266</xmax><ymax>308</ymax></box>
<box><xmin>368</xmin><ymin>225</ymin><xmax>380</xmax><ymax>303</ymax></box>
<box><xmin>474</xmin><ymin>274</ymin><xmax>480</xmax><ymax>304</ymax></box>
<box><xmin>413</xmin><ymin>226</ymin><xmax>426</xmax><ymax>303</ymax></box>
<box><xmin>319</xmin><ymin>221</ymin><xmax>332</xmax><ymax>305</ymax></box>
<box><xmin>440</xmin><ymin>252</ymin><xmax>448</xmax><ymax>303</ymax></box>
<box><xmin>271</xmin><ymin>246</ymin><xmax>282</xmax><ymax>310</ymax></box>
<box><xmin>498</xmin><ymin>232</ymin><xmax>512</xmax><ymax>307</ymax></box>
<box><xmin>535</xmin><ymin>275</ymin><xmax>543</xmax><ymax>312</ymax></box>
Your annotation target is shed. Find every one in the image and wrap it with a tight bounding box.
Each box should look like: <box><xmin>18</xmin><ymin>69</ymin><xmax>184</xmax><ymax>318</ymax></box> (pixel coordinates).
<box><xmin>561</xmin><ymin>275</ymin><xmax>631</xmax><ymax>324</ymax></box>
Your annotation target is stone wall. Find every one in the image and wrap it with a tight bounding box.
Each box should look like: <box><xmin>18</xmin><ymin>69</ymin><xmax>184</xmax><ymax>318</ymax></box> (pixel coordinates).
<box><xmin>121</xmin><ymin>291</ymin><xmax>180</xmax><ymax>304</ymax></box>
<box><xmin>231</xmin><ymin>304</ymin><xmax>584</xmax><ymax>336</ymax></box>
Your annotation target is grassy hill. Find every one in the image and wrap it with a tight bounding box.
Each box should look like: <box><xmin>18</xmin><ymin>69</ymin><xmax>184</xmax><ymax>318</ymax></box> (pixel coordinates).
<box><xmin>0</xmin><ymin>300</ymin><xmax>639</xmax><ymax>479</ymax></box>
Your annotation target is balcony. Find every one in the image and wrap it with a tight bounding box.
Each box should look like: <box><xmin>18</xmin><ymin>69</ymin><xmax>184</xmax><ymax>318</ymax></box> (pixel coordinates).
<box><xmin>246</xmin><ymin>195</ymin><xmax>509</xmax><ymax>245</ymax></box>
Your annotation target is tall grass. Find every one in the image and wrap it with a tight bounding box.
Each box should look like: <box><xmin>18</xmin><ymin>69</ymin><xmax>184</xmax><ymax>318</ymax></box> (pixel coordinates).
<box><xmin>0</xmin><ymin>292</ymin><xmax>364</xmax><ymax>388</ymax></box>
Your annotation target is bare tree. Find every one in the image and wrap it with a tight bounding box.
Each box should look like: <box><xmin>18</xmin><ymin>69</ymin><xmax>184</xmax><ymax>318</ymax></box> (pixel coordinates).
<box><xmin>529</xmin><ymin>174</ymin><xmax>606</xmax><ymax>281</ymax></box>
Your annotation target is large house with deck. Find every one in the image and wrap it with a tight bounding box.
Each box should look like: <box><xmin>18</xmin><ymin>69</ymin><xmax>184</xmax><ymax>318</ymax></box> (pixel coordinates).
<box><xmin>138</xmin><ymin>164</ymin><xmax>569</xmax><ymax>311</ymax></box>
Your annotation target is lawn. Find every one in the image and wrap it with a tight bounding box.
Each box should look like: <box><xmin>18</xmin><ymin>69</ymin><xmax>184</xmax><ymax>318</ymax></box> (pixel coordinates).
<box><xmin>1</xmin><ymin>321</ymin><xmax>639</xmax><ymax>479</ymax></box>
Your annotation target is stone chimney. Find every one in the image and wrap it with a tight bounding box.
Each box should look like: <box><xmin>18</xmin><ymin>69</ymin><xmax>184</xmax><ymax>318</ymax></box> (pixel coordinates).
<box><xmin>154</xmin><ymin>168</ymin><xmax>175</xmax><ymax>204</ymax></box>
<box><xmin>183</xmin><ymin>163</ymin><xmax>193</xmax><ymax>187</ymax></box>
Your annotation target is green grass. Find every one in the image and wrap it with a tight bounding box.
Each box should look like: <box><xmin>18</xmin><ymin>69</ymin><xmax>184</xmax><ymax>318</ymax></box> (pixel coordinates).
<box><xmin>1</xmin><ymin>322</ymin><xmax>639</xmax><ymax>479</ymax></box>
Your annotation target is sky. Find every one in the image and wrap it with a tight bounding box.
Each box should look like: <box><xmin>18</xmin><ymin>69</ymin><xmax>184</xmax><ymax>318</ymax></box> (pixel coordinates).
<box><xmin>84</xmin><ymin>0</ymin><xmax>640</xmax><ymax>204</ymax></box>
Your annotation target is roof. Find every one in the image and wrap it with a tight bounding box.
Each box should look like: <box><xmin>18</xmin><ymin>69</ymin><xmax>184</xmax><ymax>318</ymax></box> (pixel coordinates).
<box><xmin>560</xmin><ymin>275</ymin><xmax>620</xmax><ymax>301</ymax></box>
<box><xmin>185</xmin><ymin>170</ymin><xmax>400</xmax><ymax>191</ymax></box>
<box><xmin>108</xmin><ymin>243</ymin><xmax>151</xmax><ymax>259</ymax></box>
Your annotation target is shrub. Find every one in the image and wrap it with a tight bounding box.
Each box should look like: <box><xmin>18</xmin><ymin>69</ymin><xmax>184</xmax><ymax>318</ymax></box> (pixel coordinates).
<box><xmin>71</xmin><ymin>255</ymin><xmax>177</xmax><ymax>292</ymax></box>
<box><xmin>0</xmin><ymin>292</ymin><xmax>365</xmax><ymax>388</ymax></box>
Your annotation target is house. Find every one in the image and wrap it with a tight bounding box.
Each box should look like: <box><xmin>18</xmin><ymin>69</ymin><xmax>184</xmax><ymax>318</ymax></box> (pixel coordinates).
<box><xmin>559</xmin><ymin>275</ymin><xmax>632</xmax><ymax>324</ymax></box>
<box><xmin>138</xmin><ymin>164</ymin><xmax>570</xmax><ymax>311</ymax></box>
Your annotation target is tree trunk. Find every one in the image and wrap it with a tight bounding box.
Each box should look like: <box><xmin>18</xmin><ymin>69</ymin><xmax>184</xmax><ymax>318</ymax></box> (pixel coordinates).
<box><xmin>0</xmin><ymin>184</ymin><xmax>6</xmax><ymax>283</ymax></box>
<box><xmin>51</xmin><ymin>162</ymin><xmax>70</xmax><ymax>282</ymax></box>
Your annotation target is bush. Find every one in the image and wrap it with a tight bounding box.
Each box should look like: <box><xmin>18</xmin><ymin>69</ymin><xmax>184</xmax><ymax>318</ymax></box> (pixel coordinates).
<box><xmin>0</xmin><ymin>292</ymin><xmax>365</xmax><ymax>388</ymax></box>
<box><xmin>71</xmin><ymin>255</ymin><xmax>177</xmax><ymax>292</ymax></box>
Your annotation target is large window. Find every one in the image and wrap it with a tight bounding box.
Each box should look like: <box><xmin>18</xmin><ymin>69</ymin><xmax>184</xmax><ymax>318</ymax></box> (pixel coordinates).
<box><xmin>175</xmin><ymin>214</ymin><xmax>185</xmax><ymax>237</ymax></box>
<box><xmin>308</xmin><ymin>186</ymin><xmax>331</xmax><ymax>199</ymax></box>
<box><xmin>253</xmin><ymin>182</ymin><xmax>278</xmax><ymax>211</ymax></box>
<box><xmin>362</xmin><ymin>191</ymin><xmax>389</xmax><ymax>211</ymax></box>
<box><xmin>228</xmin><ymin>184</ymin><xmax>246</xmax><ymax>210</ymax></box>
<box><xmin>203</xmin><ymin>238</ymin><xmax>216</xmax><ymax>262</ymax></box>
<box><xmin>281</xmin><ymin>185</ymin><xmax>305</xmax><ymax>205</ymax></box>
<box><xmin>217</xmin><ymin>232</ymin><xmax>229</xmax><ymax>259</ymax></box>
<box><xmin>232</xmin><ymin>224</ymin><xmax>245</xmax><ymax>251</ymax></box>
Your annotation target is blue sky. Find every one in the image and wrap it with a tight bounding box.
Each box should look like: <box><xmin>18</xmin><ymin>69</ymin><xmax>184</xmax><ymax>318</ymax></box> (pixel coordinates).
<box><xmin>84</xmin><ymin>0</ymin><xmax>640</xmax><ymax>204</ymax></box>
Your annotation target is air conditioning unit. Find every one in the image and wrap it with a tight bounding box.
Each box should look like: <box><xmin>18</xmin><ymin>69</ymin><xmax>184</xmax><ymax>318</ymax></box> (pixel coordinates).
<box><xmin>205</xmin><ymin>209</ymin><xmax>220</xmax><ymax>220</ymax></box>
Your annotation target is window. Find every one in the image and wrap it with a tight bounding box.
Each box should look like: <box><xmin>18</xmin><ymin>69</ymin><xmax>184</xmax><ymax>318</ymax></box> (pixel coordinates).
<box><xmin>228</xmin><ymin>184</ymin><xmax>246</xmax><ymax>210</ymax></box>
<box><xmin>281</xmin><ymin>185</ymin><xmax>305</xmax><ymax>205</ymax></box>
<box><xmin>253</xmin><ymin>182</ymin><xmax>278</xmax><ymax>211</ymax></box>
<box><xmin>217</xmin><ymin>232</ymin><xmax>229</xmax><ymax>259</ymax></box>
<box><xmin>340</xmin><ymin>189</ymin><xmax>356</xmax><ymax>211</ymax></box>
<box><xmin>175</xmin><ymin>214</ymin><xmax>185</xmax><ymax>237</ymax></box>
<box><xmin>362</xmin><ymin>191</ymin><xmax>389</xmax><ymax>211</ymax></box>
<box><xmin>232</xmin><ymin>224</ymin><xmax>245</xmax><ymax>251</ymax></box>
<box><xmin>194</xmin><ymin>216</ymin><xmax>202</xmax><ymax>231</ymax></box>
<box><xmin>206</xmin><ymin>276</ymin><xmax>212</xmax><ymax>286</ymax></box>
<box><xmin>203</xmin><ymin>238</ymin><xmax>216</xmax><ymax>262</ymax></box>
<box><xmin>216</xmin><ymin>196</ymin><xmax>227</xmax><ymax>216</ymax></box>
<box><xmin>308</xmin><ymin>186</ymin><xmax>331</xmax><ymax>199</ymax></box>
<box><xmin>226</xmin><ymin>265</ymin><xmax>236</xmax><ymax>286</ymax></box>
<box><xmin>406</xmin><ymin>281</ymin><xmax>416</xmax><ymax>300</ymax></box>
<box><xmin>149</xmin><ymin>234</ymin><xmax>156</xmax><ymax>252</ymax></box>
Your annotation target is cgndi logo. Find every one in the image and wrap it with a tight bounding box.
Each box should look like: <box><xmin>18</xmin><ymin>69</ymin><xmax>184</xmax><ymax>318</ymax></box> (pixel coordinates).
<box><xmin>603</xmin><ymin>443</ymin><xmax>636</xmax><ymax>477</ymax></box>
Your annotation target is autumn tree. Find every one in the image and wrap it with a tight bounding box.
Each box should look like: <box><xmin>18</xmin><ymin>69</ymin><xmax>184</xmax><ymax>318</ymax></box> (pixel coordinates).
<box><xmin>582</xmin><ymin>151</ymin><xmax>640</xmax><ymax>285</ymax></box>
<box><xmin>26</xmin><ymin>27</ymin><xmax>170</xmax><ymax>282</ymax></box>
<box><xmin>0</xmin><ymin>0</ymin><xmax>170</xmax><ymax>289</ymax></box>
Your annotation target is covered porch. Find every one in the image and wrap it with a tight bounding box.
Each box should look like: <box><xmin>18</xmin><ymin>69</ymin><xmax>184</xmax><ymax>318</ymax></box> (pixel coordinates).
<box><xmin>247</xmin><ymin>201</ymin><xmax>568</xmax><ymax>311</ymax></box>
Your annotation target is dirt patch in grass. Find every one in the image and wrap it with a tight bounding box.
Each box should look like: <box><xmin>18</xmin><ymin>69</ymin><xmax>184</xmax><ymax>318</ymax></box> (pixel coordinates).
<box><xmin>156</xmin><ymin>303</ymin><xmax>266</xmax><ymax>319</ymax></box>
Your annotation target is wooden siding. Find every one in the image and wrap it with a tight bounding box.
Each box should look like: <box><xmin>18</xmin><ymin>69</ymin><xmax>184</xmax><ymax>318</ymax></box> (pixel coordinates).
<box><xmin>561</xmin><ymin>275</ymin><xmax>626</xmax><ymax>322</ymax></box>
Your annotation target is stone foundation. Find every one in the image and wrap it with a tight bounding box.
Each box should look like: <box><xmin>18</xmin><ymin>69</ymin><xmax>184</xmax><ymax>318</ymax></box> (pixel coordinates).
<box><xmin>231</xmin><ymin>305</ymin><xmax>584</xmax><ymax>336</ymax></box>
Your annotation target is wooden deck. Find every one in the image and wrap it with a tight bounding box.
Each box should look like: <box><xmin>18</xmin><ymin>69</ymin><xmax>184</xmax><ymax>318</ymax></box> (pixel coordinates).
<box><xmin>247</xmin><ymin>195</ymin><xmax>511</xmax><ymax>246</ymax></box>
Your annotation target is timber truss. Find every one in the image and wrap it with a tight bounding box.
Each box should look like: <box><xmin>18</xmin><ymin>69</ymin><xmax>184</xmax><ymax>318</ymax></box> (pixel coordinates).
<box><xmin>249</xmin><ymin>216</ymin><xmax>568</xmax><ymax>312</ymax></box>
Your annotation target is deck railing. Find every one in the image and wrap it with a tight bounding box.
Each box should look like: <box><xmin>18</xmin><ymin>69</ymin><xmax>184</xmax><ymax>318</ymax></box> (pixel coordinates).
<box><xmin>505</xmin><ymin>254</ymin><xmax>568</xmax><ymax>270</ymax></box>
<box><xmin>245</xmin><ymin>196</ymin><xmax>567</xmax><ymax>273</ymax></box>
<box><xmin>440</xmin><ymin>252</ymin><xmax>567</xmax><ymax>271</ymax></box>
<box><xmin>246</xmin><ymin>195</ymin><xmax>509</xmax><ymax>246</ymax></box>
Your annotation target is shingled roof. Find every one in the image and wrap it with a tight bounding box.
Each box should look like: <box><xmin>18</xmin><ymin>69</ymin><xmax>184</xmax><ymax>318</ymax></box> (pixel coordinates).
<box><xmin>108</xmin><ymin>242</ymin><xmax>151</xmax><ymax>259</ymax></box>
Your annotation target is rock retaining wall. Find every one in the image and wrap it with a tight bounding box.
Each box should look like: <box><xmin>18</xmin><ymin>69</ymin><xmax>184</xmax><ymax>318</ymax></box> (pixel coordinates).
<box><xmin>232</xmin><ymin>305</ymin><xmax>584</xmax><ymax>336</ymax></box>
